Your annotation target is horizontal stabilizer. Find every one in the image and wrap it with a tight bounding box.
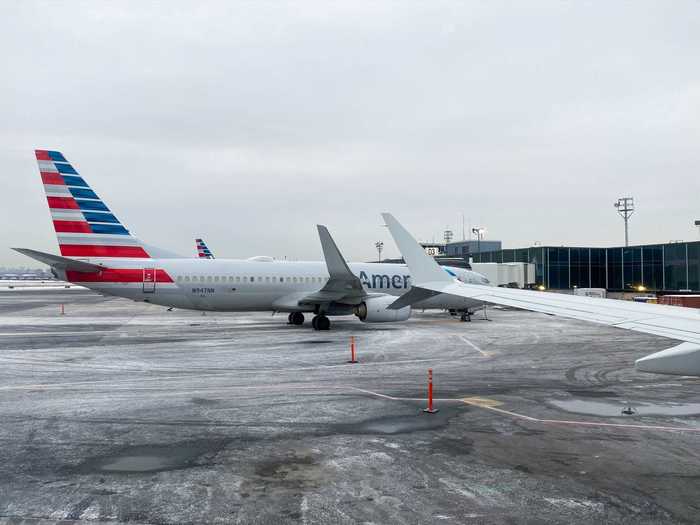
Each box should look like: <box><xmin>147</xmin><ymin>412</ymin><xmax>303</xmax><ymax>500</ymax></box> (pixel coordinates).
<box><xmin>389</xmin><ymin>286</ymin><xmax>442</xmax><ymax>310</ymax></box>
<box><xmin>12</xmin><ymin>248</ymin><xmax>106</xmax><ymax>272</ymax></box>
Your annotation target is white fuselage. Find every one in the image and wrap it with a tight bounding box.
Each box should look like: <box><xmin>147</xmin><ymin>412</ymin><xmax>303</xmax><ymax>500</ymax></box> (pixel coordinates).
<box><xmin>60</xmin><ymin>258</ymin><xmax>489</xmax><ymax>313</ymax></box>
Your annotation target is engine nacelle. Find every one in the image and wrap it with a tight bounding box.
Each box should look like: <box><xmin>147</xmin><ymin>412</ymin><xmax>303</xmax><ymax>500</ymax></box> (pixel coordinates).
<box><xmin>354</xmin><ymin>296</ymin><xmax>411</xmax><ymax>323</ymax></box>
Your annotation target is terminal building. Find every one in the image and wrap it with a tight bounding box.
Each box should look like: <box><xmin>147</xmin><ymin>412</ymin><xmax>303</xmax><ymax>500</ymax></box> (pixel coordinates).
<box><xmin>415</xmin><ymin>239</ymin><xmax>502</xmax><ymax>260</ymax></box>
<box><xmin>472</xmin><ymin>241</ymin><xmax>700</xmax><ymax>292</ymax></box>
<box><xmin>442</xmin><ymin>240</ymin><xmax>503</xmax><ymax>258</ymax></box>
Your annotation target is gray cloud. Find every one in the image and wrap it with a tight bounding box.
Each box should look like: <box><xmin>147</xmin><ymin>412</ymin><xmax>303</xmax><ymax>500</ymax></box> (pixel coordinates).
<box><xmin>1</xmin><ymin>1</ymin><xmax>698</xmax><ymax>265</ymax></box>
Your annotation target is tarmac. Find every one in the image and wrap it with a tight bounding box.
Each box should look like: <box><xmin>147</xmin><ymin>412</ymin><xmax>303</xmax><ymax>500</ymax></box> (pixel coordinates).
<box><xmin>1</xmin><ymin>288</ymin><xmax>699</xmax><ymax>524</ymax></box>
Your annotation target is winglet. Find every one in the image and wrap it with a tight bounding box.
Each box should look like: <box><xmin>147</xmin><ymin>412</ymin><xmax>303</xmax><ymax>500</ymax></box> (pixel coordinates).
<box><xmin>635</xmin><ymin>342</ymin><xmax>700</xmax><ymax>376</ymax></box>
<box><xmin>314</xmin><ymin>225</ymin><xmax>364</xmax><ymax>299</ymax></box>
<box><xmin>317</xmin><ymin>225</ymin><xmax>354</xmax><ymax>279</ymax></box>
<box><xmin>381</xmin><ymin>213</ymin><xmax>453</xmax><ymax>284</ymax></box>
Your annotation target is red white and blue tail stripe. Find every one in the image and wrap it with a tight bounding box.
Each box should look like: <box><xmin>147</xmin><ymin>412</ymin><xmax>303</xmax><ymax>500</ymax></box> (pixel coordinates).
<box><xmin>36</xmin><ymin>150</ymin><xmax>150</xmax><ymax>258</ymax></box>
<box><xmin>196</xmin><ymin>238</ymin><xmax>215</xmax><ymax>259</ymax></box>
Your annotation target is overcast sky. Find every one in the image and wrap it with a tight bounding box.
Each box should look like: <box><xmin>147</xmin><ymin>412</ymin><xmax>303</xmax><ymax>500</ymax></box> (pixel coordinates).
<box><xmin>1</xmin><ymin>1</ymin><xmax>698</xmax><ymax>266</ymax></box>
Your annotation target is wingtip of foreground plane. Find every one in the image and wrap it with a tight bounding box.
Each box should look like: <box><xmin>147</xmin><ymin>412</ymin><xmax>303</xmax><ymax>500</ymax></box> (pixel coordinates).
<box><xmin>635</xmin><ymin>342</ymin><xmax>700</xmax><ymax>376</ymax></box>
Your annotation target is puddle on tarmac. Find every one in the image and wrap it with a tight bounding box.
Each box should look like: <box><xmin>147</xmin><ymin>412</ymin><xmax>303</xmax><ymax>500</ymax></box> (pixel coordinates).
<box><xmin>551</xmin><ymin>399</ymin><xmax>700</xmax><ymax>417</ymax></box>
<box><xmin>566</xmin><ymin>390</ymin><xmax>618</xmax><ymax>398</ymax></box>
<box><xmin>100</xmin><ymin>455</ymin><xmax>173</xmax><ymax>472</ymax></box>
<box><xmin>191</xmin><ymin>397</ymin><xmax>220</xmax><ymax>406</ymax></box>
<box><xmin>74</xmin><ymin>439</ymin><xmax>229</xmax><ymax>474</ymax></box>
<box><xmin>337</xmin><ymin>414</ymin><xmax>451</xmax><ymax>435</ymax></box>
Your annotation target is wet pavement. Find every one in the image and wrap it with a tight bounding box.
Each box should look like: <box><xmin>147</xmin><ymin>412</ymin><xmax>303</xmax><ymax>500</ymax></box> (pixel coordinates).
<box><xmin>1</xmin><ymin>289</ymin><xmax>700</xmax><ymax>523</ymax></box>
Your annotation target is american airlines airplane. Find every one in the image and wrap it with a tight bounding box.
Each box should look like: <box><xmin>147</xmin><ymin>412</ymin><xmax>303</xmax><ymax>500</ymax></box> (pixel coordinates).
<box><xmin>15</xmin><ymin>150</ymin><xmax>488</xmax><ymax>330</ymax></box>
<box><xmin>195</xmin><ymin>238</ymin><xmax>215</xmax><ymax>259</ymax></box>
<box><xmin>382</xmin><ymin>213</ymin><xmax>700</xmax><ymax>376</ymax></box>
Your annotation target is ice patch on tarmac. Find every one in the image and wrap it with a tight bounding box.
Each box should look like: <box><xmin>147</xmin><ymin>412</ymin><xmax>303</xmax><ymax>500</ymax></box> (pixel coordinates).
<box><xmin>544</xmin><ymin>497</ymin><xmax>604</xmax><ymax>512</ymax></box>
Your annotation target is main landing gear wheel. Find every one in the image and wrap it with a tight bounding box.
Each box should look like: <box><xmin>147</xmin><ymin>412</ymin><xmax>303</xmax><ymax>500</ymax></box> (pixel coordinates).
<box><xmin>460</xmin><ymin>311</ymin><xmax>471</xmax><ymax>322</ymax></box>
<box><xmin>312</xmin><ymin>315</ymin><xmax>330</xmax><ymax>331</ymax></box>
<box><xmin>289</xmin><ymin>312</ymin><xmax>305</xmax><ymax>325</ymax></box>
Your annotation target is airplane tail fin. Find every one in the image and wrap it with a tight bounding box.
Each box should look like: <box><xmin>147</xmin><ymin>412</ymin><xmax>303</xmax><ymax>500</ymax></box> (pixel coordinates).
<box><xmin>195</xmin><ymin>238</ymin><xmax>215</xmax><ymax>259</ymax></box>
<box><xmin>35</xmin><ymin>150</ymin><xmax>151</xmax><ymax>258</ymax></box>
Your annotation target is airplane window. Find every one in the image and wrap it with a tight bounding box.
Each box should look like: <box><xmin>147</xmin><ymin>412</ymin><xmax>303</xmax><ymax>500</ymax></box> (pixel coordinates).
<box><xmin>305</xmin><ymin>277</ymin><xmax>310</xmax><ymax>283</ymax></box>
<box><xmin>272</xmin><ymin>277</ymin><xmax>277</xmax><ymax>282</ymax></box>
<box><xmin>236</xmin><ymin>276</ymin><xmax>240</xmax><ymax>283</ymax></box>
<box><xmin>228</xmin><ymin>276</ymin><xmax>234</xmax><ymax>282</ymax></box>
<box><xmin>214</xmin><ymin>276</ymin><xmax>220</xmax><ymax>282</ymax></box>
<box><xmin>244</xmin><ymin>276</ymin><xmax>248</xmax><ymax>282</ymax></box>
<box><xmin>184</xmin><ymin>276</ymin><xmax>190</xmax><ymax>282</ymax></box>
<box><xmin>250</xmin><ymin>277</ymin><xmax>255</xmax><ymax>282</ymax></box>
<box><xmin>176</xmin><ymin>276</ymin><xmax>182</xmax><ymax>282</ymax></box>
<box><xmin>200</xmin><ymin>276</ymin><xmax>205</xmax><ymax>282</ymax></box>
<box><xmin>207</xmin><ymin>276</ymin><xmax>213</xmax><ymax>282</ymax></box>
<box><xmin>265</xmin><ymin>276</ymin><xmax>270</xmax><ymax>283</ymax></box>
<box><xmin>293</xmin><ymin>277</ymin><xmax>297</xmax><ymax>283</ymax></box>
<box><xmin>279</xmin><ymin>277</ymin><xmax>284</xmax><ymax>283</ymax></box>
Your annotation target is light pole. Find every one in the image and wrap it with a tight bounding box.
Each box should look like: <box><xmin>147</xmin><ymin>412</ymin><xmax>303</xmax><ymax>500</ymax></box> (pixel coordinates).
<box><xmin>471</xmin><ymin>227</ymin><xmax>485</xmax><ymax>260</ymax></box>
<box><xmin>375</xmin><ymin>241</ymin><xmax>384</xmax><ymax>262</ymax></box>
<box><xmin>614</xmin><ymin>197</ymin><xmax>635</xmax><ymax>247</ymax></box>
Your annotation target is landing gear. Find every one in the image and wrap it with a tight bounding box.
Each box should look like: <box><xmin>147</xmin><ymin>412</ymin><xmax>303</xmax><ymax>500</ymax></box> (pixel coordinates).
<box><xmin>460</xmin><ymin>311</ymin><xmax>472</xmax><ymax>322</ymax></box>
<box><xmin>288</xmin><ymin>312</ymin><xmax>305</xmax><ymax>325</ymax></box>
<box><xmin>312</xmin><ymin>315</ymin><xmax>330</xmax><ymax>331</ymax></box>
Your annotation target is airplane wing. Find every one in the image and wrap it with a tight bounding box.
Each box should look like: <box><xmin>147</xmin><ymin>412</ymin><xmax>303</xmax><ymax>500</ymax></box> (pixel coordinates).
<box><xmin>381</xmin><ymin>213</ymin><xmax>700</xmax><ymax>376</ymax></box>
<box><xmin>297</xmin><ymin>226</ymin><xmax>367</xmax><ymax>306</ymax></box>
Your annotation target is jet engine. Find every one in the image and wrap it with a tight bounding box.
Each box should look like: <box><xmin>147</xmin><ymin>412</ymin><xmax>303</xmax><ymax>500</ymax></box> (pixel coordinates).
<box><xmin>354</xmin><ymin>296</ymin><xmax>411</xmax><ymax>323</ymax></box>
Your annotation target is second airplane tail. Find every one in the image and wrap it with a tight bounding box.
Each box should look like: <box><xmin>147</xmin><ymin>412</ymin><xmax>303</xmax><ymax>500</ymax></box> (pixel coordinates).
<box><xmin>195</xmin><ymin>238</ymin><xmax>215</xmax><ymax>259</ymax></box>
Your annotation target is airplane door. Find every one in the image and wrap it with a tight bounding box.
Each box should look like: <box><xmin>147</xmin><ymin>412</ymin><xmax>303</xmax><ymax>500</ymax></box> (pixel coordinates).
<box><xmin>143</xmin><ymin>268</ymin><xmax>156</xmax><ymax>293</ymax></box>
